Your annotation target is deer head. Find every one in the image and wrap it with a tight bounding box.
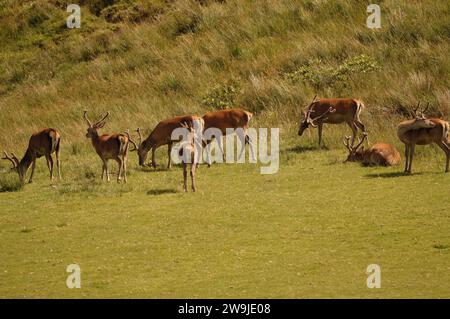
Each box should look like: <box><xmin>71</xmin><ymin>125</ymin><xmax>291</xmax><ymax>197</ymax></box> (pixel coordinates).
<box><xmin>83</xmin><ymin>111</ymin><xmax>110</xmax><ymax>138</ymax></box>
<box><xmin>343</xmin><ymin>133</ymin><xmax>368</xmax><ymax>162</ymax></box>
<box><xmin>298</xmin><ymin>95</ymin><xmax>336</xmax><ymax>135</ymax></box>
<box><xmin>2</xmin><ymin>151</ymin><xmax>26</xmax><ymax>181</ymax></box>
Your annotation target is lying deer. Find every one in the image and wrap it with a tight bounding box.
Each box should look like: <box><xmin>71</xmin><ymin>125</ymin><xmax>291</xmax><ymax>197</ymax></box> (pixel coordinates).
<box><xmin>177</xmin><ymin>119</ymin><xmax>204</xmax><ymax>192</ymax></box>
<box><xmin>136</xmin><ymin>115</ymin><xmax>202</xmax><ymax>169</ymax></box>
<box><xmin>343</xmin><ymin>133</ymin><xmax>400</xmax><ymax>166</ymax></box>
<box><xmin>202</xmin><ymin>108</ymin><xmax>254</xmax><ymax>166</ymax></box>
<box><xmin>397</xmin><ymin>104</ymin><xmax>449</xmax><ymax>173</ymax></box>
<box><xmin>298</xmin><ymin>96</ymin><xmax>366</xmax><ymax>147</ymax></box>
<box><xmin>2</xmin><ymin>128</ymin><xmax>61</xmax><ymax>183</ymax></box>
<box><xmin>83</xmin><ymin>111</ymin><xmax>137</xmax><ymax>182</ymax></box>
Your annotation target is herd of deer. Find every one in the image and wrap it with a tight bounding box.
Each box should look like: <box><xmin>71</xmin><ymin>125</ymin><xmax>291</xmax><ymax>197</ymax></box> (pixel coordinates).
<box><xmin>2</xmin><ymin>97</ymin><xmax>449</xmax><ymax>191</ymax></box>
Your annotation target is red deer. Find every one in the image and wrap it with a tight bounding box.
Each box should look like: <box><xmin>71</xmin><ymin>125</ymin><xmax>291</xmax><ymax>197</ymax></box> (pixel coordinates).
<box><xmin>298</xmin><ymin>96</ymin><xmax>367</xmax><ymax>147</ymax></box>
<box><xmin>177</xmin><ymin>119</ymin><xmax>204</xmax><ymax>192</ymax></box>
<box><xmin>202</xmin><ymin>108</ymin><xmax>254</xmax><ymax>166</ymax></box>
<box><xmin>343</xmin><ymin>133</ymin><xmax>400</xmax><ymax>166</ymax></box>
<box><xmin>2</xmin><ymin>128</ymin><xmax>61</xmax><ymax>183</ymax></box>
<box><xmin>83</xmin><ymin>111</ymin><xmax>135</xmax><ymax>182</ymax></box>
<box><xmin>397</xmin><ymin>115</ymin><xmax>449</xmax><ymax>173</ymax></box>
<box><xmin>136</xmin><ymin>115</ymin><xmax>202</xmax><ymax>169</ymax></box>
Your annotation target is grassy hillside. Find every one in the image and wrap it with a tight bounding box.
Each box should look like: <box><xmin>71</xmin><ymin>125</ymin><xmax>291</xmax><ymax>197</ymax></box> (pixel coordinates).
<box><xmin>0</xmin><ymin>0</ymin><xmax>450</xmax><ymax>298</ymax></box>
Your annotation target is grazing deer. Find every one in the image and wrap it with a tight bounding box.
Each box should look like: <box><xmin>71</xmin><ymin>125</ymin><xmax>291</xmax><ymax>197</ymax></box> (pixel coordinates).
<box><xmin>397</xmin><ymin>113</ymin><xmax>449</xmax><ymax>173</ymax></box>
<box><xmin>136</xmin><ymin>115</ymin><xmax>202</xmax><ymax>169</ymax></box>
<box><xmin>2</xmin><ymin>128</ymin><xmax>61</xmax><ymax>183</ymax></box>
<box><xmin>298</xmin><ymin>96</ymin><xmax>367</xmax><ymax>147</ymax></box>
<box><xmin>177</xmin><ymin>119</ymin><xmax>204</xmax><ymax>192</ymax></box>
<box><xmin>83</xmin><ymin>111</ymin><xmax>135</xmax><ymax>182</ymax></box>
<box><xmin>202</xmin><ymin>108</ymin><xmax>254</xmax><ymax>166</ymax></box>
<box><xmin>343</xmin><ymin>133</ymin><xmax>400</xmax><ymax>166</ymax></box>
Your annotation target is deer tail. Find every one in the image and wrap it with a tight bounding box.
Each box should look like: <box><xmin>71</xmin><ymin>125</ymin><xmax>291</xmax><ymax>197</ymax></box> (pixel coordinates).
<box><xmin>354</xmin><ymin>100</ymin><xmax>365</xmax><ymax>121</ymax></box>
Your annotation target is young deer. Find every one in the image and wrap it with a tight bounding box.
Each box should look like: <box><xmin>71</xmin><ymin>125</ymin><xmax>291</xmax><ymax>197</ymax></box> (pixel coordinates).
<box><xmin>177</xmin><ymin>118</ymin><xmax>204</xmax><ymax>192</ymax></box>
<box><xmin>298</xmin><ymin>96</ymin><xmax>366</xmax><ymax>147</ymax></box>
<box><xmin>83</xmin><ymin>111</ymin><xmax>136</xmax><ymax>182</ymax></box>
<box><xmin>343</xmin><ymin>133</ymin><xmax>401</xmax><ymax>166</ymax></box>
<box><xmin>2</xmin><ymin>128</ymin><xmax>61</xmax><ymax>183</ymax></box>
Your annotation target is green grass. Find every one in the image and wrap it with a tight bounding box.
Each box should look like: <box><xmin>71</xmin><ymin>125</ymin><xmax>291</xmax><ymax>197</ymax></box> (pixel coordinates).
<box><xmin>0</xmin><ymin>0</ymin><xmax>449</xmax><ymax>298</ymax></box>
<box><xmin>1</xmin><ymin>133</ymin><xmax>449</xmax><ymax>298</ymax></box>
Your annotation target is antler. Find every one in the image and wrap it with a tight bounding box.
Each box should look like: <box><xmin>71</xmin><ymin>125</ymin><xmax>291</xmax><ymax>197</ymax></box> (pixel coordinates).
<box><xmin>83</xmin><ymin>110</ymin><xmax>92</xmax><ymax>127</ymax></box>
<box><xmin>2</xmin><ymin>151</ymin><xmax>18</xmax><ymax>168</ymax></box>
<box><xmin>353</xmin><ymin>132</ymin><xmax>368</xmax><ymax>151</ymax></box>
<box><xmin>343</xmin><ymin>136</ymin><xmax>352</xmax><ymax>151</ymax></box>
<box><xmin>94</xmin><ymin>112</ymin><xmax>110</xmax><ymax>127</ymax></box>
<box><xmin>135</xmin><ymin>128</ymin><xmax>143</xmax><ymax>146</ymax></box>
<box><xmin>124</xmin><ymin>130</ymin><xmax>138</xmax><ymax>152</ymax></box>
<box><xmin>307</xmin><ymin>107</ymin><xmax>336</xmax><ymax>128</ymax></box>
<box><xmin>422</xmin><ymin>102</ymin><xmax>430</xmax><ymax>115</ymax></box>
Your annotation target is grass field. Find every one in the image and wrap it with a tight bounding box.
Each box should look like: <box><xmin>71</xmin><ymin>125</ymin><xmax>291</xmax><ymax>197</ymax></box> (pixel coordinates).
<box><xmin>1</xmin><ymin>131</ymin><xmax>449</xmax><ymax>298</ymax></box>
<box><xmin>1</xmin><ymin>0</ymin><xmax>450</xmax><ymax>298</ymax></box>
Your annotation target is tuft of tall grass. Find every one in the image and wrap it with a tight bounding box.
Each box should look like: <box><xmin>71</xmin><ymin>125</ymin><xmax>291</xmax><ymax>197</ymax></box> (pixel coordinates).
<box><xmin>0</xmin><ymin>174</ymin><xmax>24</xmax><ymax>193</ymax></box>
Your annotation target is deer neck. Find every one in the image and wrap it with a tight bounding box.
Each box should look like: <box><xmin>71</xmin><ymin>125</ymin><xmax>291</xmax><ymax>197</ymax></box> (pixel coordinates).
<box><xmin>18</xmin><ymin>148</ymin><xmax>33</xmax><ymax>172</ymax></box>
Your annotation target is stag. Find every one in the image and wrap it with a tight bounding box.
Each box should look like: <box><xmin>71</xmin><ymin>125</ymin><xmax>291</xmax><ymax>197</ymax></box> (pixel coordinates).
<box><xmin>397</xmin><ymin>103</ymin><xmax>449</xmax><ymax>173</ymax></box>
<box><xmin>202</xmin><ymin>108</ymin><xmax>254</xmax><ymax>166</ymax></box>
<box><xmin>136</xmin><ymin>115</ymin><xmax>202</xmax><ymax>169</ymax></box>
<box><xmin>2</xmin><ymin>128</ymin><xmax>61</xmax><ymax>183</ymax></box>
<box><xmin>83</xmin><ymin>111</ymin><xmax>135</xmax><ymax>182</ymax></box>
<box><xmin>298</xmin><ymin>96</ymin><xmax>367</xmax><ymax>147</ymax></box>
<box><xmin>343</xmin><ymin>133</ymin><xmax>400</xmax><ymax>166</ymax></box>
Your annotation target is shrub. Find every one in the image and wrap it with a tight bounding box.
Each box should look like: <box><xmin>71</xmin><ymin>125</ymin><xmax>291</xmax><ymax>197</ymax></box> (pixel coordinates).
<box><xmin>201</xmin><ymin>79</ymin><xmax>241</xmax><ymax>109</ymax></box>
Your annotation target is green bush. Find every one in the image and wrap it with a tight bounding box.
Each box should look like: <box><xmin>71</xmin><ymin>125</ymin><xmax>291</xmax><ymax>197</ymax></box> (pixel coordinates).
<box><xmin>201</xmin><ymin>79</ymin><xmax>241</xmax><ymax>109</ymax></box>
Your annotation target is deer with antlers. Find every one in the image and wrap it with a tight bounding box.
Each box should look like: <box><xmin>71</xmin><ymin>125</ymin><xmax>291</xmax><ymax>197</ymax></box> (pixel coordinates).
<box><xmin>2</xmin><ymin>128</ymin><xmax>61</xmax><ymax>183</ymax></box>
<box><xmin>298</xmin><ymin>96</ymin><xmax>366</xmax><ymax>147</ymax></box>
<box><xmin>83</xmin><ymin>111</ymin><xmax>137</xmax><ymax>182</ymax></box>
<box><xmin>343</xmin><ymin>133</ymin><xmax>401</xmax><ymax>166</ymax></box>
<box><xmin>397</xmin><ymin>102</ymin><xmax>449</xmax><ymax>173</ymax></box>
<box><xmin>135</xmin><ymin>115</ymin><xmax>202</xmax><ymax>169</ymax></box>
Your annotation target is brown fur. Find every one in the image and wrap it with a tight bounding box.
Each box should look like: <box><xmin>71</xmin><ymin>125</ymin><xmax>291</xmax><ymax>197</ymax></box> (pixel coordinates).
<box><xmin>397</xmin><ymin>117</ymin><xmax>450</xmax><ymax>173</ymax></box>
<box><xmin>138</xmin><ymin>115</ymin><xmax>202</xmax><ymax>168</ymax></box>
<box><xmin>347</xmin><ymin>143</ymin><xmax>401</xmax><ymax>166</ymax></box>
<box><xmin>2</xmin><ymin>128</ymin><xmax>61</xmax><ymax>183</ymax></box>
<box><xmin>299</xmin><ymin>98</ymin><xmax>366</xmax><ymax>146</ymax></box>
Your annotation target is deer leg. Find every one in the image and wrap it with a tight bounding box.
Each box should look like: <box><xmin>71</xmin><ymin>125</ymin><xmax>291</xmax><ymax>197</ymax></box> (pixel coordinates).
<box><xmin>404</xmin><ymin>145</ymin><xmax>410</xmax><ymax>173</ymax></box>
<box><xmin>104</xmin><ymin>160</ymin><xmax>110</xmax><ymax>182</ymax></box>
<box><xmin>29</xmin><ymin>156</ymin><xmax>37</xmax><ymax>183</ymax></box>
<box><xmin>408</xmin><ymin>144</ymin><xmax>415</xmax><ymax>173</ymax></box>
<box><xmin>435</xmin><ymin>141</ymin><xmax>450</xmax><ymax>173</ymax></box>
<box><xmin>116</xmin><ymin>158</ymin><xmax>123</xmax><ymax>183</ymax></box>
<box><xmin>204</xmin><ymin>139</ymin><xmax>212</xmax><ymax>168</ymax></box>
<box><xmin>354</xmin><ymin>120</ymin><xmax>368</xmax><ymax>145</ymax></box>
<box><xmin>190</xmin><ymin>164</ymin><xmax>196</xmax><ymax>192</ymax></box>
<box><xmin>123</xmin><ymin>155</ymin><xmax>128</xmax><ymax>183</ymax></box>
<box><xmin>183</xmin><ymin>163</ymin><xmax>188</xmax><ymax>192</ymax></box>
<box><xmin>317</xmin><ymin>123</ymin><xmax>323</xmax><ymax>147</ymax></box>
<box><xmin>167</xmin><ymin>142</ymin><xmax>173</xmax><ymax>169</ymax></box>
<box><xmin>56</xmin><ymin>149</ymin><xmax>61</xmax><ymax>180</ymax></box>
<box><xmin>348</xmin><ymin>122</ymin><xmax>358</xmax><ymax>147</ymax></box>
<box><xmin>46</xmin><ymin>154</ymin><xmax>54</xmax><ymax>181</ymax></box>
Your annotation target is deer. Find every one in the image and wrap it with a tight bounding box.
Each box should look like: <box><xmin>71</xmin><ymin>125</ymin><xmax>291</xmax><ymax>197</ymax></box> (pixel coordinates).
<box><xmin>2</xmin><ymin>128</ymin><xmax>61</xmax><ymax>183</ymax></box>
<box><xmin>136</xmin><ymin>115</ymin><xmax>202</xmax><ymax>169</ymax></box>
<box><xmin>397</xmin><ymin>103</ymin><xmax>449</xmax><ymax>173</ymax></box>
<box><xmin>177</xmin><ymin>118</ymin><xmax>205</xmax><ymax>192</ymax></box>
<box><xmin>83</xmin><ymin>111</ymin><xmax>136</xmax><ymax>182</ymax></box>
<box><xmin>298</xmin><ymin>96</ymin><xmax>367</xmax><ymax>147</ymax></box>
<box><xmin>202</xmin><ymin>108</ymin><xmax>254</xmax><ymax>166</ymax></box>
<box><xmin>343</xmin><ymin>133</ymin><xmax>401</xmax><ymax>166</ymax></box>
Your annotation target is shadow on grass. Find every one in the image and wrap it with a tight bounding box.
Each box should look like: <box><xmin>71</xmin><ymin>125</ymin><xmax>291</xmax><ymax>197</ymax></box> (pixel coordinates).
<box><xmin>364</xmin><ymin>171</ymin><xmax>423</xmax><ymax>178</ymax></box>
<box><xmin>286</xmin><ymin>145</ymin><xmax>328</xmax><ymax>154</ymax></box>
<box><xmin>146</xmin><ymin>188</ymin><xmax>178</xmax><ymax>196</ymax></box>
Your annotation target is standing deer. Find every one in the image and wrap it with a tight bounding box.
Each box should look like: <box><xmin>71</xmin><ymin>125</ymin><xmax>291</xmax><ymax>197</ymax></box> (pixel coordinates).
<box><xmin>202</xmin><ymin>108</ymin><xmax>254</xmax><ymax>166</ymax></box>
<box><xmin>343</xmin><ymin>133</ymin><xmax>401</xmax><ymax>166</ymax></box>
<box><xmin>397</xmin><ymin>109</ymin><xmax>449</xmax><ymax>173</ymax></box>
<box><xmin>2</xmin><ymin>128</ymin><xmax>61</xmax><ymax>183</ymax></box>
<box><xmin>136</xmin><ymin>115</ymin><xmax>202</xmax><ymax>169</ymax></box>
<box><xmin>83</xmin><ymin>111</ymin><xmax>135</xmax><ymax>182</ymax></box>
<box><xmin>298</xmin><ymin>96</ymin><xmax>367</xmax><ymax>147</ymax></box>
<box><xmin>177</xmin><ymin>118</ymin><xmax>204</xmax><ymax>192</ymax></box>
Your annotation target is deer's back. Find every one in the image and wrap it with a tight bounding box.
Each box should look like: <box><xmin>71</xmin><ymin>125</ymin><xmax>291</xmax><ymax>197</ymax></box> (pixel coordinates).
<box><xmin>310</xmin><ymin>98</ymin><xmax>358</xmax><ymax>124</ymax></box>
<box><xmin>203</xmin><ymin>108</ymin><xmax>252</xmax><ymax>132</ymax></box>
